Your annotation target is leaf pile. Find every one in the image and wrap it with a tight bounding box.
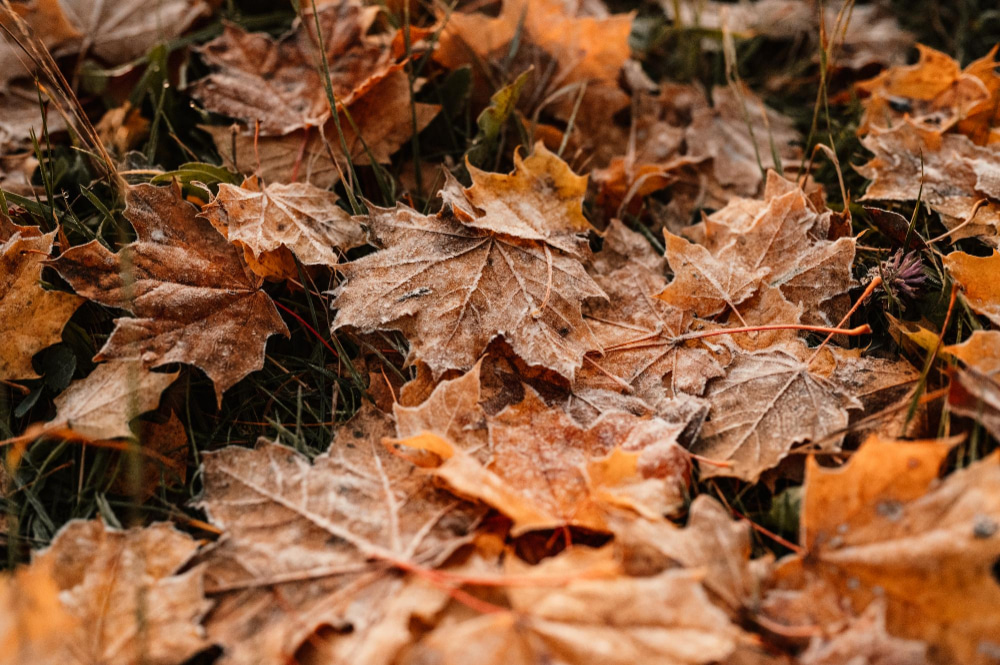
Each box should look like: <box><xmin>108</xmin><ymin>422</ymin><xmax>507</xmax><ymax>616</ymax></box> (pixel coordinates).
<box><xmin>2</xmin><ymin>1</ymin><xmax>1000</xmax><ymax>664</ymax></box>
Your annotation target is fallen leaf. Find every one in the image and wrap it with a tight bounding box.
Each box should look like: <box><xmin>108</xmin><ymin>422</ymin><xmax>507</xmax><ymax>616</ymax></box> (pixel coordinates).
<box><xmin>196</xmin><ymin>406</ymin><xmax>483</xmax><ymax>665</ymax></box>
<box><xmin>797</xmin><ymin>599</ymin><xmax>929</xmax><ymax>665</ymax></box>
<box><xmin>391</xmin><ymin>388</ymin><xmax>692</xmax><ymax>534</ymax></box>
<box><xmin>0</xmin><ymin>556</ymin><xmax>77</xmax><ymax>665</ymax></box>
<box><xmin>332</xmin><ymin>202</ymin><xmax>605</xmax><ymax>379</ymax></box>
<box><xmin>0</xmin><ymin>224</ymin><xmax>82</xmax><ymax>381</ymax></box>
<box><xmin>949</xmin><ymin>367</ymin><xmax>1000</xmax><ymax>442</ymax></box>
<box><xmin>0</xmin><ymin>0</ymin><xmax>79</xmax><ymax>89</ymax></box>
<box><xmin>944</xmin><ymin>249</ymin><xmax>1000</xmax><ymax>326</ymax></box>
<box><xmin>944</xmin><ymin>330</ymin><xmax>1000</xmax><ymax>376</ymax></box>
<box><xmin>108</xmin><ymin>412</ymin><xmax>189</xmax><ymax>498</ymax></box>
<box><xmin>787</xmin><ymin>435</ymin><xmax>1000</xmax><ymax>664</ymax></box>
<box><xmin>9</xmin><ymin>519</ymin><xmax>211</xmax><ymax>665</ymax></box>
<box><xmin>56</xmin><ymin>0</ymin><xmax>210</xmax><ymax>65</ymax></box>
<box><xmin>200</xmin><ymin>176</ymin><xmax>364</xmax><ymax>275</ymax></box>
<box><xmin>191</xmin><ymin>2</ymin><xmax>385</xmax><ymax>135</ymax></box>
<box><xmin>692</xmin><ymin>341</ymin><xmax>861</xmax><ymax>482</ymax></box>
<box><xmin>51</xmin><ymin>183</ymin><xmax>289</xmax><ymax>403</ymax></box>
<box><xmin>46</xmin><ymin>360</ymin><xmax>178</xmax><ymax>441</ymax></box>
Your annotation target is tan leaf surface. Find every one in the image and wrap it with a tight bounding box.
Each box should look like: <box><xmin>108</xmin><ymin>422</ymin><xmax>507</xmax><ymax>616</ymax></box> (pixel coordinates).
<box><xmin>45</xmin><ymin>361</ymin><xmax>178</xmax><ymax>441</ymax></box>
<box><xmin>443</xmin><ymin>143</ymin><xmax>595</xmax><ymax>253</ymax></box>
<box><xmin>0</xmin><ymin>0</ymin><xmax>79</xmax><ymax>89</ymax></box>
<box><xmin>692</xmin><ymin>342</ymin><xmax>861</xmax><ymax>482</ymax></box>
<box><xmin>391</xmin><ymin>389</ymin><xmax>691</xmax><ymax>534</ymax></box>
<box><xmin>3</xmin><ymin>520</ymin><xmax>211</xmax><ymax>665</ymax></box>
<box><xmin>332</xmin><ymin>203</ymin><xmax>605</xmax><ymax>379</ymax></box>
<box><xmin>797</xmin><ymin>599</ymin><xmax>929</xmax><ymax>665</ymax></box>
<box><xmin>393</xmin><ymin>360</ymin><xmax>488</xmax><ymax>453</ymax></box>
<box><xmin>0</xmin><ymin>225</ymin><xmax>82</xmax><ymax>381</ymax></box>
<box><xmin>57</xmin><ymin>0</ymin><xmax>209</xmax><ymax>65</ymax></box>
<box><xmin>616</xmin><ymin>495</ymin><xmax>768</xmax><ymax>614</ymax></box>
<box><xmin>404</xmin><ymin>548</ymin><xmax>740</xmax><ymax>665</ymax></box>
<box><xmin>944</xmin><ymin>250</ymin><xmax>1000</xmax><ymax>326</ymax></box>
<box><xmin>0</xmin><ymin>86</ymin><xmax>68</xmax><ymax>153</ymax></box>
<box><xmin>200</xmin><ymin>176</ymin><xmax>364</xmax><ymax>272</ymax></box>
<box><xmin>949</xmin><ymin>367</ymin><xmax>1000</xmax><ymax>441</ymax></box>
<box><xmin>51</xmin><ymin>183</ymin><xmax>289</xmax><ymax>403</ymax></box>
<box><xmin>196</xmin><ymin>406</ymin><xmax>483</xmax><ymax>665</ymax></box>
<box><xmin>859</xmin><ymin>124</ymin><xmax>1000</xmax><ymax>245</ymax></box>
<box><xmin>788</xmin><ymin>435</ymin><xmax>1000</xmax><ymax>664</ymax></box>
<box><xmin>205</xmin><ymin>64</ymin><xmax>439</xmax><ymax>187</ymax></box>
<box><xmin>191</xmin><ymin>2</ymin><xmax>385</xmax><ymax>135</ymax></box>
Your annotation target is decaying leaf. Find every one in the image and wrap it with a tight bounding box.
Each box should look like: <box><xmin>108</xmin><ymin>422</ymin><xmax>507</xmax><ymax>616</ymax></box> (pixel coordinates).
<box><xmin>200</xmin><ymin>176</ymin><xmax>364</xmax><ymax>275</ymax></box>
<box><xmin>797</xmin><ymin>599</ymin><xmax>929</xmax><ymax>665</ymax></box>
<box><xmin>332</xmin><ymin>200</ymin><xmax>605</xmax><ymax>379</ymax></box>
<box><xmin>0</xmin><ymin>222</ymin><xmax>82</xmax><ymax>381</ymax></box>
<box><xmin>0</xmin><ymin>520</ymin><xmax>211</xmax><ymax>665</ymax></box>
<box><xmin>196</xmin><ymin>406</ymin><xmax>483</xmax><ymax>665</ymax></box>
<box><xmin>46</xmin><ymin>360</ymin><xmax>178</xmax><ymax>441</ymax></box>
<box><xmin>778</xmin><ymin>435</ymin><xmax>1000</xmax><ymax>664</ymax></box>
<box><xmin>692</xmin><ymin>341</ymin><xmax>860</xmax><ymax>482</ymax></box>
<box><xmin>944</xmin><ymin>249</ymin><xmax>1000</xmax><ymax>325</ymax></box>
<box><xmin>391</xmin><ymin>387</ymin><xmax>691</xmax><ymax>534</ymax></box>
<box><xmin>52</xmin><ymin>183</ymin><xmax>289</xmax><ymax>403</ymax></box>
<box><xmin>0</xmin><ymin>0</ymin><xmax>79</xmax><ymax>89</ymax></box>
<box><xmin>191</xmin><ymin>2</ymin><xmax>384</xmax><ymax>135</ymax></box>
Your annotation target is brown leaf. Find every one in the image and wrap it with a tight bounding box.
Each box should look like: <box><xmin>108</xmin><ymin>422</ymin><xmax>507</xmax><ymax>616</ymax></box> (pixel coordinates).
<box><xmin>200</xmin><ymin>176</ymin><xmax>364</xmax><ymax>274</ymax></box>
<box><xmin>51</xmin><ymin>183</ymin><xmax>289</xmax><ymax>403</ymax></box>
<box><xmin>798</xmin><ymin>599</ymin><xmax>929</xmax><ymax>665</ymax></box>
<box><xmin>0</xmin><ymin>0</ymin><xmax>79</xmax><ymax>88</ymax></box>
<box><xmin>616</xmin><ymin>495</ymin><xmax>770</xmax><ymax>614</ymax></box>
<box><xmin>692</xmin><ymin>341</ymin><xmax>861</xmax><ymax>482</ymax></box>
<box><xmin>1</xmin><ymin>520</ymin><xmax>211</xmax><ymax>665</ymax></box>
<box><xmin>391</xmin><ymin>388</ymin><xmax>691</xmax><ymax>534</ymax></box>
<box><xmin>332</xmin><ymin>202</ymin><xmax>605</xmax><ymax>379</ymax></box>
<box><xmin>55</xmin><ymin>0</ymin><xmax>209</xmax><ymax>66</ymax></box>
<box><xmin>949</xmin><ymin>367</ymin><xmax>1000</xmax><ymax>442</ymax></box>
<box><xmin>788</xmin><ymin>435</ymin><xmax>1000</xmax><ymax>664</ymax></box>
<box><xmin>443</xmin><ymin>143</ymin><xmax>595</xmax><ymax>254</ymax></box>
<box><xmin>944</xmin><ymin>249</ymin><xmax>1000</xmax><ymax>326</ymax></box>
<box><xmin>46</xmin><ymin>361</ymin><xmax>178</xmax><ymax>441</ymax></box>
<box><xmin>0</xmin><ymin>225</ymin><xmax>82</xmax><ymax>381</ymax></box>
<box><xmin>393</xmin><ymin>360</ymin><xmax>488</xmax><ymax>452</ymax></box>
<box><xmin>108</xmin><ymin>412</ymin><xmax>189</xmax><ymax>499</ymax></box>
<box><xmin>945</xmin><ymin>330</ymin><xmax>1000</xmax><ymax>376</ymax></box>
<box><xmin>191</xmin><ymin>2</ymin><xmax>385</xmax><ymax>135</ymax></box>
<box><xmin>196</xmin><ymin>406</ymin><xmax>483</xmax><ymax>665</ymax></box>
<box><xmin>0</xmin><ymin>86</ymin><xmax>68</xmax><ymax>153</ymax></box>
<box><xmin>403</xmin><ymin>546</ymin><xmax>741</xmax><ymax>665</ymax></box>
<box><xmin>859</xmin><ymin>124</ymin><xmax>1000</xmax><ymax>245</ymax></box>
<box><xmin>205</xmin><ymin>63</ymin><xmax>439</xmax><ymax>187</ymax></box>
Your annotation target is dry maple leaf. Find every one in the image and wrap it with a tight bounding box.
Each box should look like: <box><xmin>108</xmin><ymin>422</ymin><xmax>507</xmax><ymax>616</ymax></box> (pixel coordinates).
<box><xmin>442</xmin><ymin>143</ymin><xmax>596</xmax><ymax>254</ymax></box>
<box><xmin>393</xmin><ymin>359</ymin><xmax>489</xmax><ymax>453</ymax></box>
<box><xmin>949</xmin><ymin>367</ymin><xmax>1000</xmax><ymax>442</ymax></box>
<box><xmin>191</xmin><ymin>1</ymin><xmax>385</xmax><ymax>135</ymax></box>
<box><xmin>195</xmin><ymin>405</ymin><xmax>483</xmax><ymax>665</ymax></box>
<box><xmin>692</xmin><ymin>341</ymin><xmax>861</xmax><ymax>482</ymax></box>
<box><xmin>44</xmin><ymin>360</ymin><xmax>178</xmax><ymax>441</ymax></box>
<box><xmin>944</xmin><ymin>249</ymin><xmax>1000</xmax><ymax>326</ymax></box>
<box><xmin>51</xmin><ymin>183</ymin><xmax>289</xmax><ymax>404</ymax></box>
<box><xmin>0</xmin><ymin>85</ymin><xmax>68</xmax><ymax>153</ymax></box>
<box><xmin>859</xmin><ymin>123</ymin><xmax>1000</xmax><ymax>245</ymax></box>
<box><xmin>390</xmin><ymin>387</ymin><xmax>692</xmax><ymax>534</ymax></box>
<box><xmin>797</xmin><ymin>599</ymin><xmax>929</xmax><ymax>665</ymax></box>
<box><xmin>200</xmin><ymin>176</ymin><xmax>364</xmax><ymax>276</ymax></box>
<box><xmin>0</xmin><ymin>222</ymin><xmax>82</xmax><ymax>381</ymax></box>
<box><xmin>204</xmin><ymin>63</ymin><xmax>439</xmax><ymax>187</ymax></box>
<box><xmin>858</xmin><ymin>44</ymin><xmax>1000</xmax><ymax>144</ymax></box>
<box><xmin>0</xmin><ymin>556</ymin><xmax>77</xmax><ymax>665</ymax></box>
<box><xmin>1</xmin><ymin>519</ymin><xmax>211</xmax><ymax>665</ymax></box>
<box><xmin>615</xmin><ymin>495</ymin><xmax>769</xmax><ymax>615</ymax></box>
<box><xmin>332</xmin><ymin>202</ymin><xmax>605</xmax><ymax>379</ymax></box>
<box><xmin>403</xmin><ymin>546</ymin><xmax>741</xmax><ymax>665</ymax></box>
<box><xmin>0</xmin><ymin>0</ymin><xmax>79</xmax><ymax>89</ymax></box>
<box><xmin>54</xmin><ymin>0</ymin><xmax>209</xmax><ymax>65</ymax></box>
<box><xmin>778</xmin><ymin>435</ymin><xmax>1000</xmax><ymax>664</ymax></box>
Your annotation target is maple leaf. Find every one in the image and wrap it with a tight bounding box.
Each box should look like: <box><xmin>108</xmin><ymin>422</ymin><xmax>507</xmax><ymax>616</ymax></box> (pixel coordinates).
<box><xmin>692</xmin><ymin>341</ymin><xmax>861</xmax><ymax>482</ymax></box>
<box><xmin>204</xmin><ymin>63</ymin><xmax>439</xmax><ymax>187</ymax></box>
<box><xmin>0</xmin><ymin>0</ymin><xmax>79</xmax><ymax>89</ymax></box>
<box><xmin>442</xmin><ymin>143</ymin><xmax>596</xmax><ymax>254</ymax></box>
<box><xmin>0</xmin><ymin>519</ymin><xmax>211</xmax><ymax>665</ymax></box>
<box><xmin>195</xmin><ymin>405</ymin><xmax>483</xmax><ymax>665</ymax></box>
<box><xmin>44</xmin><ymin>360</ymin><xmax>178</xmax><ymax>441</ymax></box>
<box><xmin>393</xmin><ymin>359</ymin><xmax>489</xmax><ymax>453</ymax></box>
<box><xmin>332</xmin><ymin>202</ymin><xmax>605</xmax><ymax>379</ymax></box>
<box><xmin>403</xmin><ymin>546</ymin><xmax>741</xmax><ymax>665</ymax></box>
<box><xmin>782</xmin><ymin>435</ymin><xmax>1000</xmax><ymax>664</ymax></box>
<box><xmin>945</xmin><ymin>330</ymin><xmax>1000</xmax><ymax>376</ymax></box>
<box><xmin>56</xmin><ymin>0</ymin><xmax>209</xmax><ymax>66</ymax></box>
<box><xmin>0</xmin><ymin>222</ymin><xmax>82</xmax><ymax>381</ymax></box>
<box><xmin>949</xmin><ymin>367</ymin><xmax>1000</xmax><ymax>442</ymax></box>
<box><xmin>391</xmin><ymin>387</ymin><xmax>692</xmax><ymax>534</ymax></box>
<box><xmin>797</xmin><ymin>599</ymin><xmax>929</xmax><ymax>665</ymax></box>
<box><xmin>191</xmin><ymin>2</ymin><xmax>385</xmax><ymax>135</ymax></box>
<box><xmin>0</xmin><ymin>86</ymin><xmax>68</xmax><ymax>154</ymax></box>
<box><xmin>615</xmin><ymin>495</ymin><xmax>770</xmax><ymax>615</ymax></box>
<box><xmin>200</xmin><ymin>176</ymin><xmax>365</xmax><ymax>277</ymax></box>
<box><xmin>859</xmin><ymin>123</ymin><xmax>1000</xmax><ymax>245</ymax></box>
<box><xmin>858</xmin><ymin>44</ymin><xmax>1000</xmax><ymax>144</ymax></box>
<box><xmin>944</xmin><ymin>249</ymin><xmax>1000</xmax><ymax>326</ymax></box>
<box><xmin>51</xmin><ymin>183</ymin><xmax>289</xmax><ymax>404</ymax></box>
